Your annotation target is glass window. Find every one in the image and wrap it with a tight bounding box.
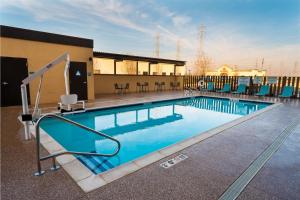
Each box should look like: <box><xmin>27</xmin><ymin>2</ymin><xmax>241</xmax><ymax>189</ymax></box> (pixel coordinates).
<box><xmin>176</xmin><ymin>66</ymin><xmax>186</xmax><ymax>75</ymax></box>
<box><xmin>138</xmin><ymin>61</ymin><xmax>149</xmax><ymax>75</ymax></box>
<box><xmin>160</xmin><ymin>64</ymin><xmax>175</xmax><ymax>75</ymax></box>
<box><xmin>116</xmin><ymin>60</ymin><xmax>137</xmax><ymax>75</ymax></box>
<box><xmin>93</xmin><ymin>58</ymin><xmax>114</xmax><ymax>74</ymax></box>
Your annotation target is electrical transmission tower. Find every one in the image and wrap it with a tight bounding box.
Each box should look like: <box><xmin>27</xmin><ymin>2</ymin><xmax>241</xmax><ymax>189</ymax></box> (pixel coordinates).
<box><xmin>198</xmin><ymin>24</ymin><xmax>205</xmax><ymax>58</ymax></box>
<box><xmin>155</xmin><ymin>32</ymin><xmax>160</xmax><ymax>58</ymax></box>
<box><xmin>176</xmin><ymin>39</ymin><xmax>181</xmax><ymax>60</ymax></box>
<box><xmin>195</xmin><ymin>24</ymin><xmax>208</xmax><ymax>75</ymax></box>
<box><xmin>293</xmin><ymin>61</ymin><xmax>299</xmax><ymax>75</ymax></box>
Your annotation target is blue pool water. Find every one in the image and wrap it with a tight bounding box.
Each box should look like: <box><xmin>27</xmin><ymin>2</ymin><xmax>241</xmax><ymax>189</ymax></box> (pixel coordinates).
<box><xmin>41</xmin><ymin>97</ymin><xmax>270</xmax><ymax>174</ymax></box>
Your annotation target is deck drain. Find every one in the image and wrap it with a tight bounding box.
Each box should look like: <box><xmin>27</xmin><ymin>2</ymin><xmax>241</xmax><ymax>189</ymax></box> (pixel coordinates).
<box><xmin>160</xmin><ymin>154</ymin><xmax>188</xmax><ymax>169</ymax></box>
<box><xmin>218</xmin><ymin>118</ymin><xmax>300</xmax><ymax>200</ymax></box>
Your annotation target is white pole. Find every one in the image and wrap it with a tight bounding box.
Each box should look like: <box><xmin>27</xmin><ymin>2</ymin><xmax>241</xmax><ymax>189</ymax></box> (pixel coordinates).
<box><xmin>64</xmin><ymin>54</ymin><xmax>70</xmax><ymax>95</ymax></box>
<box><xmin>64</xmin><ymin>54</ymin><xmax>71</xmax><ymax>110</ymax></box>
<box><xmin>21</xmin><ymin>85</ymin><xmax>31</xmax><ymax>140</ymax></box>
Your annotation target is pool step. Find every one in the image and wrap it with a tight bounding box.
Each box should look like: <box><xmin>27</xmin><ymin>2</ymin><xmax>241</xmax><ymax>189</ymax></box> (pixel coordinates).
<box><xmin>218</xmin><ymin>118</ymin><xmax>300</xmax><ymax>200</ymax></box>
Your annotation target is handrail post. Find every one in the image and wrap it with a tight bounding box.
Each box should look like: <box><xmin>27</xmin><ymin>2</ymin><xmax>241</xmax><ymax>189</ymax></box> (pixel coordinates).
<box><xmin>33</xmin><ymin>113</ymin><xmax>121</xmax><ymax>176</ymax></box>
<box><xmin>50</xmin><ymin>157</ymin><xmax>60</xmax><ymax>171</ymax></box>
<box><xmin>34</xmin><ymin>125</ymin><xmax>45</xmax><ymax>176</ymax></box>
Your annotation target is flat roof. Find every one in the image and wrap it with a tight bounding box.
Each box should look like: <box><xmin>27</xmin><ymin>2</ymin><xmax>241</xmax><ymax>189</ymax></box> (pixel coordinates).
<box><xmin>0</xmin><ymin>25</ymin><xmax>93</xmax><ymax>48</ymax></box>
<box><xmin>93</xmin><ymin>51</ymin><xmax>186</xmax><ymax>66</ymax></box>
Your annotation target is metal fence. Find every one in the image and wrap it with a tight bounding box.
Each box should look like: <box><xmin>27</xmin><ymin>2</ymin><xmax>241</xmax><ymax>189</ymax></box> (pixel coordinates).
<box><xmin>183</xmin><ymin>76</ymin><xmax>300</xmax><ymax>98</ymax></box>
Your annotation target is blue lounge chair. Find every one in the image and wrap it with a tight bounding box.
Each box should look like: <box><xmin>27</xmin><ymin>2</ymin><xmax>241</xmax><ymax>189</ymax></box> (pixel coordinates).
<box><xmin>217</xmin><ymin>83</ymin><xmax>231</xmax><ymax>93</ymax></box>
<box><xmin>207</xmin><ymin>82</ymin><xmax>214</xmax><ymax>91</ymax></box>
<box><xmin>255</xmin><ymin>85</ymin><xmax>270</xmax><ymax>96</ymax></box>
<box><xmin>232</xmin><ymin>84</ymin><xmax>247</xmax><ymax>94</ymax></box>
<box><xmin>279</xmin><ymin>86</ymin><xmax>294</xmax><ymax>98</ymax></box>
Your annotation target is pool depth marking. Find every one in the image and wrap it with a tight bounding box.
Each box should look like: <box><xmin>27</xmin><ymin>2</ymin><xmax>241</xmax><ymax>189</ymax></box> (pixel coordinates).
<box><xmin>160</xmin><ymin>154</ymin><xmax>188</xmax><ymax>169</ymax></box>
<box><xmin>218</xmin><ymin>118</ymin><xmax>300</xmax><ymax>200</ymax></box>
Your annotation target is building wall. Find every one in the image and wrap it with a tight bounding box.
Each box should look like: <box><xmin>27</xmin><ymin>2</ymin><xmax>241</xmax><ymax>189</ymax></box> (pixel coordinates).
<box><xmin>94</xmin><ymin>75</ymin><xmax>184</xmax><ymax>94</ymax></box>
<box><xmin>0</xmin><ymin>37</ymin><xmax>94</xmax><ymax>104</ymax></box>
<box><xmin>206</xmin><ymin>65</ymin><xmax>266</xmax><ymax>77</ymax></box>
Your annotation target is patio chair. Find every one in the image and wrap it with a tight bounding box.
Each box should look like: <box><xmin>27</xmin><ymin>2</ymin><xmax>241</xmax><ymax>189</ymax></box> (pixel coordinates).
<box><xmin>232</xmin><ymin>84</ymin><xmax>247</xmax><ymax>94</ymax></box>
<box><xmin>255</xmin><ymin>85</ymin><xmax>270</xmax><ymax>96</ymax></box>
<box><xmin>155</xmin><ymin>82</ymin><xmax>159</xmax><ymax>91</ymax></box>
<box><xmin>202</xmin><ymin>82</ymin><xmax>214</xmax><ymax>92</ymax></box>
<box><xmin>123</xmin><ymin>83</ymin><xmax>129</xmax><ymax>93</ymax></box>
<box><xmin>170</xmin><ymin>82</ymin><xmax>175</xmax><ymax>90</ymax></box>
<box><xmin>114</xmin><ymin>83</ymin><xmax>123</xmax><ymax>94</ymax></box>
<box><xmin>279</xmin><ymin>86</ymin><xmax>294</xmax><ymax>98</ymax></box>
<box><xmin>161</xmin><ymin>82</ymin><xmax>166</xmax><ymax>90</ymax></box>
<box><xmin>144</xmin><ymin>82</ymin><xmax>149</xmax><ymax>92</ymax></box>
<box><xmin>58</xmin><ymin>94</ymin><xmax>85</xmax><ymax>113</ymax></box>
<box><xmin>217</xmin><ymin>83</ymin><xmax>231</xmax><ymax>93</ymax></box>
<box><xmin>136</xmin><ymin>82</ymin><xmax>142</xmax><ymax>92</ymax></box>
<box><xmin>175</xmin><ymin>82</ymin><xmax>180</xmax><ymax>90</ymax></box>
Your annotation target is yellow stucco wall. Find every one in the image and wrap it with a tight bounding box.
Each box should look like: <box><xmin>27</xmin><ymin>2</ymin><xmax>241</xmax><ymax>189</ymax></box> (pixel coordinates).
<box><xmin>94</xmin><ymin>75</ymin><xmax>183</xmax><ymax>94</ymax></box>
<box><xmin>0</xmin><ymin>37</ymin><xmax>94</xmax><ymax>104</ymax></box>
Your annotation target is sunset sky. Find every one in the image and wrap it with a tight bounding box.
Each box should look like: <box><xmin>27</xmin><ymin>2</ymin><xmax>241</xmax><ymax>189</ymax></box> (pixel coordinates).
<box><xmin>1</xmin><ymin>0</ymin><xmax>299</xmax><ymax>75</ymax></box>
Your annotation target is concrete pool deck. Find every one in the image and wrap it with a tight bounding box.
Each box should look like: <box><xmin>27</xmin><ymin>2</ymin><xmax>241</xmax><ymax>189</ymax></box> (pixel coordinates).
<box><xmin>1</xmin><ymin>91</ymin><xmax>300</xmax><ymax>200</ymax></box>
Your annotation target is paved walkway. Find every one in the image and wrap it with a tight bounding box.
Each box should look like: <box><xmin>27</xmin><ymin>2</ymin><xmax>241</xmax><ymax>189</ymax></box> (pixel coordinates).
<box><xmin>1</xmin><ymin>91</ymin><xmax>299</xmax><ymax>200</ymax></box>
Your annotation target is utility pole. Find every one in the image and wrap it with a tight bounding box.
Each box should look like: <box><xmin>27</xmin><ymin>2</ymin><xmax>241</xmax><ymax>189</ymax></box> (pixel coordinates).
<box><xmin>155</xmin><ymin>32</ymin><xmax>160</xmax><ymax>58</ymax></box>
<box><xmin>195</xmin><ymin>24</ymin><xmax>207</xmax><ymax>75</ymax></box>
<box><xmin>176</xmin><ymin>39</ymin><xmax>181</xmax><ymax>60</ymax></box>
<box><xmin>292</xmin><ymin>61</ymin><xmax>299</xmax><ymax>76</ymax></box>
<box><xmin>198</xmin><ymin>24</ymin><xmax>205</xmax><ymax>58</ymax></box>
<box><xmin>255</xmin><ymin>58</ymin><xmax>258</xmax><ymax>69</ymax></box>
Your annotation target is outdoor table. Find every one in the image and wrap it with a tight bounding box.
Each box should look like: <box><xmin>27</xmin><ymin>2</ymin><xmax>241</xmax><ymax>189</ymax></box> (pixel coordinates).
<box><xmin>115</xmin><ymin>83</ymin><xmax>128</xmax><ymax>94</ymax></box>
<box><xmin>141</xmin><ymin>82</ymin><xmax>149</xmax><ymax>92</ymax></box>
<box><xmin>137</xmin><ymin>82</ymin><xmax>147</xmax><ymax>92</ymax></box>
<box><xmin>155</xmin><ymin>82</ymin><xmax>164</xmax><ymax>91</ymax></box>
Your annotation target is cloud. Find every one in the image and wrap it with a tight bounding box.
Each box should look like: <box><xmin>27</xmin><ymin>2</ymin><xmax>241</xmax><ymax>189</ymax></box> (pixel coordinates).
<box><xmin>172</xmin><ymin>15</ymin><xmax>191</xmax><ymax>27</ymax></box>
<box><xmin>1</xmin><ymin>0</ymin><xmax>299</xmax><ymax>75</ymax></box>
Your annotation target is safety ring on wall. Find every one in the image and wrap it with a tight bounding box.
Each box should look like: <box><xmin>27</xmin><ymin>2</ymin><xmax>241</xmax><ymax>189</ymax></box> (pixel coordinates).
<box><xmin>198</xmin><ymin>80</ymin><xmax>205</xmax><ymax>87</ymax></box>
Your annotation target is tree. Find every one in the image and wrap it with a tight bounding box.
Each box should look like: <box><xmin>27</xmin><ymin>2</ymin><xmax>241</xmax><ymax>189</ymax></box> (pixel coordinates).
<box><xmin>194</xmin><ymin>53</ymin><xmax>211</xmax><ymax>75</ymax></box>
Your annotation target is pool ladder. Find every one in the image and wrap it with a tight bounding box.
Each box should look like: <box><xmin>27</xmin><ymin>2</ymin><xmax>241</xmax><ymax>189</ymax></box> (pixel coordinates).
<box><xmin>34</xmin><ymin>113</ymin><xmax>121</xmax><ymax>176</ymax></box>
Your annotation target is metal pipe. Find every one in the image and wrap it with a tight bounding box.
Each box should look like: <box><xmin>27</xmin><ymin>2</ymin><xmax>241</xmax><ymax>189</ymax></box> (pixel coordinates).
<box><xmin>34</xmin><ymin>123</ymin><xmax>45</xmax><ymax>176</ymax></box>
<box><xmin>21</xmin><ymin>85</ymin><xmax>31</xmax><ymax>140</ymax></box>
<box><xmin>64</xmin><ymin>54</ymin><xmax>70</xmax><ymax>95</ymax></box>
<box><xmin>64</xmin><ymin>54</ymin><xmax>71</xmax><ymax>110</ymax></box>
<box><xmin>32</xmin><ymin>75</ymin><xmax>44</xmax><ymax>120</ymax></box>
<box><xmin>34</xmin><ymin>113</ymin><xmax>121</xmax><ymax>176</ymax></box>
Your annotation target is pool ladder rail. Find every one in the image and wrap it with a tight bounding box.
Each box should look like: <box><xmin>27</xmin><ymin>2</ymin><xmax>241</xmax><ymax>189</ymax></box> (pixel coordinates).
<box><xmin>34</xmin><ymin>113</ymin><xmax>121</xmax><ymax>176</ymax></box>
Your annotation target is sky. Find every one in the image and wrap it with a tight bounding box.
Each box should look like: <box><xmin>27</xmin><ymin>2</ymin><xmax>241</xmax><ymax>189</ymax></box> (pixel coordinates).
<box><xmin>1</xmin><ymin>0</ymin><xmax>299</xmax><ymax>75</ymax></box>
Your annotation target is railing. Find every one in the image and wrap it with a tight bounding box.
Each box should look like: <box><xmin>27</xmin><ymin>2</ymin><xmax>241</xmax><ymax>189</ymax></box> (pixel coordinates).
<box><xmin>34</xmin><ymin>113</ymin><xmax>121</xmax><ymax>176</ymax></box>
<box><xmin>184</xmin><ymin>75</ymin><xmax>300</xmax><ymax>98</ymax></box>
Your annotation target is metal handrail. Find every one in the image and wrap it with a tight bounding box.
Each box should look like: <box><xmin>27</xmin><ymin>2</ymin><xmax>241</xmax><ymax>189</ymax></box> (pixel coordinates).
<box><xmin>34</xmin><ymin>113</ymin><xmax>121</xmax><ymax>176</ymax></box>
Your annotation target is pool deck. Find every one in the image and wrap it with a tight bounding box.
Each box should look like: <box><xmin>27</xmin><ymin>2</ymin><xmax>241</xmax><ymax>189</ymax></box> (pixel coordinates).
<box><xmin>1</xmin><ymin>91</ymin><xmax>300</xmax><ymax>200</ymax></box>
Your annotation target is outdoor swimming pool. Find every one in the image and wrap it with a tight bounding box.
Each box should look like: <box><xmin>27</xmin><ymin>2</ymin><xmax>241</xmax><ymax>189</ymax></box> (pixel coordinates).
<box><xmin>40</xmin><ymin>97</ymin><xmax>271</xmax><ymax>174</ymax></box>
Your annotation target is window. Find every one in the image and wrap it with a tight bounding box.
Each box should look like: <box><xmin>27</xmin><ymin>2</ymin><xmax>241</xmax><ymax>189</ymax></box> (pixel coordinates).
<box><xmin>93</xmin><ymin>58</ymin><xmax>114</xmax><ymax>74</ymax></box>
<box><xmin>116</xmin><ymin>60</ymin><xmax>137</xmax><ymax>75</ymax></box>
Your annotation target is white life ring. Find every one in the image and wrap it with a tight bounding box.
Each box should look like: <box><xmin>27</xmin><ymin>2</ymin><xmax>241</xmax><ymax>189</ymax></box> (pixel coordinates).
<box><xmin>198</xmin><ymin>80</ymin><xmax>205</xmax><ymax>88</ymax></box>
